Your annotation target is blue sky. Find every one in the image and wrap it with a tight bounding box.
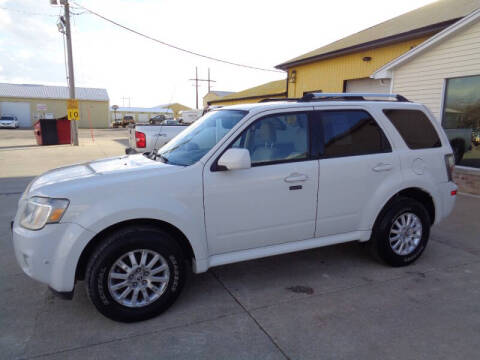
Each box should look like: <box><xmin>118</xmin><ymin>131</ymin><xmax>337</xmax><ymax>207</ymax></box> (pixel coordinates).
<box><xmin>0</xmin><ymin>0</ymin><xmax>435</xmax><ymax>108</ymax></box>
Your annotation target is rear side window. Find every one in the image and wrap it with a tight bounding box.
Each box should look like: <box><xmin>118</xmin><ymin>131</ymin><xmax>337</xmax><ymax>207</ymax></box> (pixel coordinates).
<box><xmin>383</xmin><ymin>109</ymin><xmax>441</xmax><ymax>149</ymax></box>
<box><xmin>317</xmin><ymin>110</ymin><xmax>391</xmax><ymax>158</ymax></box>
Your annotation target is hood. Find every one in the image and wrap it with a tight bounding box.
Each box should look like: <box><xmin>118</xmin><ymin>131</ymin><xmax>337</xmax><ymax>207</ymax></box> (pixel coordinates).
<box><xmin>27</xmin><ymin>154</ymin><xmax>170</xmax><ymax>193</ymax></box>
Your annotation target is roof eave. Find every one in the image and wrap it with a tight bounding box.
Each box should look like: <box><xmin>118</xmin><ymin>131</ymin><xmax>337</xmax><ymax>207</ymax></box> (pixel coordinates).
<box><xmin>207</xmin><ymin>91</ymin><xmax>287</xmax><ymax>105</ymax></box>
<box><xmin>275</xmin><ymin>19</ymin><xmax>459</xmax><ymax>70</ymax></box>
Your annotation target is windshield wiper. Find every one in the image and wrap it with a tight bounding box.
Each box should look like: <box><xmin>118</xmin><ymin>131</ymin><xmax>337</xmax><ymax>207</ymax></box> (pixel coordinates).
<box><xmin>158</xmin><ymin>154</ymin><xmax>169</xmax><ymax>164</ymax></box>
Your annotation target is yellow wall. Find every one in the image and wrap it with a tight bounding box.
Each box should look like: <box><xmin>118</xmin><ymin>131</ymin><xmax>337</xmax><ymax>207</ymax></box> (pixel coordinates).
<box><xmin>0</xmin><ymin>97</ymin><xmax>109</xmax><ymax>128</ymax></box>
<box><xmin>203</xmin><ymin>93</ymin><xmax>222</xmax><ymax>107</ymax></box>
<box><xmin>166</xmin><ymin>103</ymin><xmax>192</xmax><ymax>118</ymax></box>
<box><xmin>287</xmin><ymin>36</ymin><xmax>430</xmax><ymax>97</ymax></box>
<box><xmin>209</xmin><ymin>94</ymin><xmax>285</xmax><ymax>106</ymax></box>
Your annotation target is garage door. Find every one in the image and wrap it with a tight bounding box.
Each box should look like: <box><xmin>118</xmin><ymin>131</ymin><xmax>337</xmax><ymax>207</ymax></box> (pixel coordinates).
<box><xmin>345</xmin><ymin>78</ymin><xmax>391</xmax><ymax>93</ymax></box>
<box><xmin>0</xmin><ymin>102</ymin><xmax>31</xmax><ymax>127</ymax></box>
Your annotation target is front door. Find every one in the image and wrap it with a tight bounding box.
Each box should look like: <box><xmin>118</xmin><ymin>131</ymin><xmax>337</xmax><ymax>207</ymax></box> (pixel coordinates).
<box><xmin>203</xmin><ymin>111</ymin><xmax>319</xmax><ymax>255</ymax></box>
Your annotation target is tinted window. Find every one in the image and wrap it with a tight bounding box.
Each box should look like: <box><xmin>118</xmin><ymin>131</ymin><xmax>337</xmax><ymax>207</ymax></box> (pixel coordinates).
<box><xmin>318</xmin><ymin>110</ymin><xmax>391</xmax><ymax>158</ymax></box>
<box><xmin>231</xmin><ymin>113</ymin><xmax>309</xmax><ymax>165</ymax></box>
<box><xmin>383</xmin><ymin>109</ymin><xmax>441</xmax><ymax>149</ymax></box>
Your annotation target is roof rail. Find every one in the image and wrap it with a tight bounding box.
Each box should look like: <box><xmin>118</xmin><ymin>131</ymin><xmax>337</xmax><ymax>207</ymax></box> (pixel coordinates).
<box><xmin>300</xmin><ymin>93</ymin><xmax>409</xmax><ymax>102</ymax></box>
<box><xmin>258</xmin><ymin>97</ymin><xmax>299</xmax><ymax>103</ymax></box>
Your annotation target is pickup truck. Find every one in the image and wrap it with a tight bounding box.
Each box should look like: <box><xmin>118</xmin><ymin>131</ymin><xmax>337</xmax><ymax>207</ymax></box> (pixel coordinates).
<box><xmin>126</xmin><ymin>121</ymin><xmax>189</xmax><ymax>154</ymax></box>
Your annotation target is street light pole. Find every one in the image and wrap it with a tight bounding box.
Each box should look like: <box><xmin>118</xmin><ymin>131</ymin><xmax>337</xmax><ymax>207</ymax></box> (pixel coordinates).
<box><xmin>63</xmin><ymin>1</ymin><xmax>79</xmax><ymax>145</ymax></box>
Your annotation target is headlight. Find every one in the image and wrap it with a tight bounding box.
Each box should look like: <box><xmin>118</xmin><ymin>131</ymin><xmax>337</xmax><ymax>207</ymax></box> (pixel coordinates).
<box><xmin>19</xmin><ymin>197</ymin><xmax>69</xmax><ymax>230</ymax></box>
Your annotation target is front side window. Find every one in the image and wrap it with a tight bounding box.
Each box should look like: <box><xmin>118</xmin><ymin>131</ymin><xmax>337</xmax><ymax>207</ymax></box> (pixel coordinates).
<box><xmin>230</xmin><ymin>113</ymin><xmax>309</xmax><ymax>165</ymax></box>
<box><xmin>442</xmin><ymin>75</ymin><xmax>480</xmax><ymax>168</ymax></box>
<box><xmin>158</xmin><ymin>109</ymin><xmax>247</xmax><ymax>166</ymax></box>
<box><xmin>384</xmin><ymin>109</ymin><xmax>441</xmax><ymax>150</ymax></box>
<box><xmin>318</xmin><ymin>110</ymin><xmax>391</xmax><ymax>158</ymax></box>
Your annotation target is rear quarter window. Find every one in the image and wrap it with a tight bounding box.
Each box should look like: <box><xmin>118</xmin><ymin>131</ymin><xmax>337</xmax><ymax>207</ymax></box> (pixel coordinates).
<box><xmin>383</xmin><ymin>109</ymin><xmax>441</xmax><ymax>149</ymax></box>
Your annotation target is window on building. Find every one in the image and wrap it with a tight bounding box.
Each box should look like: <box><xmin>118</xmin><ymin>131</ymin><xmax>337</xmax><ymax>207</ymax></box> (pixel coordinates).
<box><xmin>442</xmin><ymin>75</ymin><xmax>480</xmax><ymax>168</ymax></box>
<box><xmin>383</xmin><ymin>109</ymin><xmax>441</xmax><ymax>150</ymax></box>
<box><xmin>231</xmin><ymin>113</ymin><xmax>309</xmax><ymax>165</ymax></box>
<box><xmin>317</xmin><ymin>110</ymin><xmax>391</xmax><ymax>158</ymax></box>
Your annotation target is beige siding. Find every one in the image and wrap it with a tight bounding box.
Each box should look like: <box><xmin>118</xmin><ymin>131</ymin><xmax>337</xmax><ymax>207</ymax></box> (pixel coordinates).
<box><xmin>393</xmin><ymin>19</ymin><xmax>480</xmax><ymax>122</ymax></box>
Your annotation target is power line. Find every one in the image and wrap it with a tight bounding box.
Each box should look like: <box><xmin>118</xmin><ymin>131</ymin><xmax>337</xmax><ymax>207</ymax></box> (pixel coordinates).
<box><xmin>71</xmin><ymin>1</ymin><xmax>283</xmax><ymax>73</ymax></box>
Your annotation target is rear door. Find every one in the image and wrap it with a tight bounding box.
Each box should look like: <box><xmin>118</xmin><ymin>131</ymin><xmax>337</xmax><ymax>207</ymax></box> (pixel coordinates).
<box><xmin>313</xmin><ymin>107</ymin><xmax>400</xmax><ymax>237</ymax></box>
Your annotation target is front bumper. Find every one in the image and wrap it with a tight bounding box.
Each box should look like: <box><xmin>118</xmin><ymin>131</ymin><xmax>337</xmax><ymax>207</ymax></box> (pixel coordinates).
<box><xmin>12</xmin><ymin>221</ymin><xmax>94</xmax><ymax>292</ymax></box>
<box><xmin>0</xmin><ymin>123</ymin><xmax>15</xmax><ymax>128</ymax></box>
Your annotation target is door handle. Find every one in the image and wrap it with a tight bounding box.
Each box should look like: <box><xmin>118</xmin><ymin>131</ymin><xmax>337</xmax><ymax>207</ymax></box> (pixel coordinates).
<box><xmin>284</xmin><ymin>173</ymin><xmax>308</xmax><ymax>182</ymax></box>
<box><xmin>372</xmin><ymin>162</ymin><xmax>393</xmax><ymax>172</ymax></box>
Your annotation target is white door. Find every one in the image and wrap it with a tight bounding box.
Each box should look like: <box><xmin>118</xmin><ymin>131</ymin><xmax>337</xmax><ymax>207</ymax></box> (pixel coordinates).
<box><xmin>0</xmin><ymin>102</ymin><xmax>31</xmax><ymax>127</ymax></box>
<box><xmin>313</xmin><ymin>108</ymin><xmax>400</xmax><ymax>236</ymax></box>
<box><xmin>345</xmin><ymin>78</ymin><xmax>391</xmax><ymax>93</ymax></box>
<box><xmin>203</xmin><ymin>111</ymin><xmax>319</xmax><ymax>255</ymax></box>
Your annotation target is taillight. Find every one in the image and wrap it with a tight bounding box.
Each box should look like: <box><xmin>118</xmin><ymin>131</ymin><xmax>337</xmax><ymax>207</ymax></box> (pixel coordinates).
<box><xmin>135</xmin><ymin>131</ymin><xmax>146</xmax><ymax>148</ymax></box>
<box><xmin>444</xmin><ymin>154</ymin><xmax>455</xmax><ymax>182</ymax></box>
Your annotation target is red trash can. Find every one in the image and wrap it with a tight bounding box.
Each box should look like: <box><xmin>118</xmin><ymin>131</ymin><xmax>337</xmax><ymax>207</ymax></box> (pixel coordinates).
<box><xmin>33</xmin><ymin>119</ymin><xmax>59</xmax><ymax>145</ymax></box>
<box><xmin>56</xmin><ymin>117</ymin><xmax>71</xmax><ymax>144</ymax></box>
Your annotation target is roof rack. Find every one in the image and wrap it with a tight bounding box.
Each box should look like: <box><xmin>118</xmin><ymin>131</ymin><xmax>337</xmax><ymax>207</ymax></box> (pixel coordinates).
<box><xmin>300</xmin><ymin>93</ymin><xmax>409</xmax><ymax>102</ymax></box>
<box><xmin>258</xmin><ymin>93</ymin><xmax>409</xmax><ymax>104</ymax></box>
<box><xmin>258</xmin><ymin>97</ymin><xmax>299</xmax><ymax>103</ymax></box>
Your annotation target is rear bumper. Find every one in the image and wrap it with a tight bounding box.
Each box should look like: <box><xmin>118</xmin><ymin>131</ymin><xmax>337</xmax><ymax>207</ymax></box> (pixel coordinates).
<box><xmin>436</xmin><ymin>181</ymin><xmax>457</xmax><ymax>224</ymax></box>
<box><xmin>125</xmin><ymin>147</ymin><xmax>138</xmax><ymax>154</ymax></box>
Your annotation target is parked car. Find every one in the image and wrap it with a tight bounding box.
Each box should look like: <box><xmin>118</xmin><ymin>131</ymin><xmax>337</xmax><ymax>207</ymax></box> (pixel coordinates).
<box><xmin>178</xmin><ymin>109</ymin><xmax>203</xmax><ymax>124</ymax></box>
<box><xmin>112</xmin><ymin>118</ymin><xmax>123</xmax><ymax>128</ymax></box>
<box><xmin>0</xmin><ymin>115</ymin><xmax>19</xmax><ymax>128</ymax></box>
<box><xmin>149</xmin><ymin>114</ymin><xmax>174</xmax><ymax>125</ymax></box>
<box><xmin>12</xmin><ymin>93</ymin><xmax>457</xmax><ymax>322</ymax></box>
<box><xmin>126</xmin><ymin>121</ymin><xmax>189</xmax><ymax>154</ymax></box>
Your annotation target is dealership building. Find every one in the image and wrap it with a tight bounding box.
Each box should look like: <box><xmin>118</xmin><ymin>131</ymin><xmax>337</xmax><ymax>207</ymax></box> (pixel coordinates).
<box><xmin>0</xmin><ymin>83</ymin><xmax>109</xmax><ymax>128</ymax></box>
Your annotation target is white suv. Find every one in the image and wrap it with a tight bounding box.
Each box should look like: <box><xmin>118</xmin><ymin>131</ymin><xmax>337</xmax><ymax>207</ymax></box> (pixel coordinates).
<box><xmin>12</xmin><ymin>93</ymin><xmax>457</xmax><ymax>322</ymax></box>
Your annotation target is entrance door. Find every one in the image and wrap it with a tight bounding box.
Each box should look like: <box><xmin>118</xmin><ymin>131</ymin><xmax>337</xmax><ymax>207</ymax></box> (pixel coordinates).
<box><xmin>203</xmin><ymin>111</ymin><xmax>319</xmax><ymax>255</ymax></box>
<box><xmin>0</xmin><ymin>102</ymin><xmax>31</xmax><ymax>127</ymax></box>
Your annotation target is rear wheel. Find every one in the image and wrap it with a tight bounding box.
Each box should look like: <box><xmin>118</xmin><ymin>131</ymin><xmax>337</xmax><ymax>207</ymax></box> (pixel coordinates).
<box><xmin>85</xmin><ymin>226</ymin><xmax>186</xmax><ymax>322</ymax></box>
<box><xmin>369</xmin><ymin>197</ymin><xmax>430</xmax><ymax>267</ymax></box>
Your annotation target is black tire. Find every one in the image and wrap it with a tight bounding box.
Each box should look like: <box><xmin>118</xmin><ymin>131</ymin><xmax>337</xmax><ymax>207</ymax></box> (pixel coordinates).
<box><xmin>85</xmin><ymin>225</ymin><xmax>186</xmax><ymax>322</ymax></box>
<box><xmin>369</xmin><ymin>197</ymin><xmax>430</xmax><ymax>267</ymax></box>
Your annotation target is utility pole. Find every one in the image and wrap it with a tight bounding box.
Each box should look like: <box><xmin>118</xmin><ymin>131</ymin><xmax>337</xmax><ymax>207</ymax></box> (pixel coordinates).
<box><xmin>121</xmin><ymin>96</ymin><xmax>131</xmax><ymax>107</ymax></box>
<box><xmin>63</xmin><ymin>0</ymin><xmax>79</xmax><ymax>146</ymax></box>
<box><xmin>189</xmin><ymin>67</ymin><xmax>216</xmax><ymax>110</ymax></box>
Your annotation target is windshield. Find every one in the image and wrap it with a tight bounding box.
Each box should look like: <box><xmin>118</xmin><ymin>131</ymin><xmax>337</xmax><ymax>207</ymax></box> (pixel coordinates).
<box><xmin>157</xmin><ymin>109</ymin><xmax>247</xmax><ymax>166</ymax></box>
<box><xmin>1</xmin><ymin>117</ymin><xmax>13</xmax><ymax>120</ymax></box>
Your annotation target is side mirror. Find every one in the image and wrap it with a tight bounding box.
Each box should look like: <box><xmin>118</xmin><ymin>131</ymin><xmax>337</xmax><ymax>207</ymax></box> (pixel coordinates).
<box><xmin>217</xmin><ymin>148</ymin><xmax>251</xmax><ymax>170</ymax></box>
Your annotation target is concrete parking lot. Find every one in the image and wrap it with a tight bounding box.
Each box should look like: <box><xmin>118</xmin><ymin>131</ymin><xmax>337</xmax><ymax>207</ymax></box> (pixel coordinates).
<box><xmin>1</xmin><ymin>129</ymin><xmax>480</xmax><ymax>360</ymax></box>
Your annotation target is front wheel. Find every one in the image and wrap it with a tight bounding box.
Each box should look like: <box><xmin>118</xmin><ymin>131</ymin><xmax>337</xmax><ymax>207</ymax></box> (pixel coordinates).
<box><xmin>369</xmin><ymin>197</ymin><xmax>430</xmax><ymax>267</ymax></box>
<box><xmin>85</xmin><ymin>226</ymin><xmax>186</xmax><ymax>322</ymax></box>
